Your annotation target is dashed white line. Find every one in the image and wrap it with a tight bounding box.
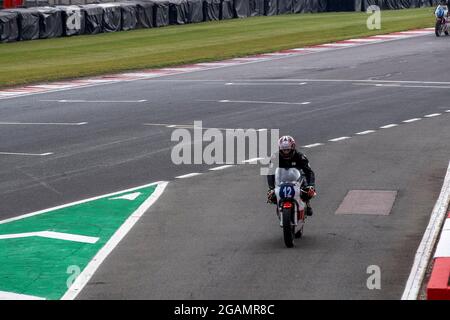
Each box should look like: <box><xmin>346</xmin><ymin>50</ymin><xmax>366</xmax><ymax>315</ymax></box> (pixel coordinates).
<box><xmin>209</xmin><ymin>165</ymin><xmax>235</xmax><ymax>171</ymax></box>
<box><xmin>424</xmin><ymin>113</ymin><xmax>442</xmax><ymax>118</ymax></box>
<box><xmin>241</xmin><ymin>157</ymin><xmax>265</xmax><ymax>163</ymax></box>
<box><xmin>211</xmin><ymin>100</ymin><xmax>312</xmax><ymax>106</ymax></box>
<box><xmin>446</xmin><ymin>110</ymin><xmax>450</xmax><ymax>113</ymax></box>
<box><xmin>328</xmin><ymin>136</ymin><xmax>351</xmax><ymax>142</ymax></box>
<box><xmin>402</xmin><ymin>118</ymin><xmax>421</xmax><ymax>123</ymax></box>
<box><xmin>175</xmin><ymin>173</ymin><xmax>203</xmax><ymax>179</ymax></box>
<box><xmin>224</xmin><ymin>82</ymin><xmax>307</xmax><ymax>86</ymax></box>
<box><xmin>0</xmin><ymin>152</ymin><xmax>53</xmax><ymax>156</ymax></box>
<box><xmin>355</xmin><ymin>130</ymin><xmax>376</xmax><ymax>135</ymax></box>
<box><xmin>380</xmin><ymin>124</ymin><xmax>398</xmax><ymax>129</ymax></box>
<box><xmin>0</xmin><ymin>122</ymin><xmax>88</xmax><ymax>126</ymax></box>
<box><xmin>302</xmin><ymin>143</ymin><xmax>324</xmax><ymax>148</ymax></box>
<box><xmin>43</xmin><ymin>100</ymin><xmax>147</xmax><ymax>103</ymax></box>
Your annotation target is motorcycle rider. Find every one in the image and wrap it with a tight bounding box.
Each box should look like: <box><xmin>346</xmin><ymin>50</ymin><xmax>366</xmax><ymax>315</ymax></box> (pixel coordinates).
<box><xmin>267</xmin><ymin>135</ymin><xmax>316</xmax><ymax>216</ymax></box>
<box><xmin>436</xmin><ymin>0</ymin><xmax>449</xmax><ymax>18</ymax></box>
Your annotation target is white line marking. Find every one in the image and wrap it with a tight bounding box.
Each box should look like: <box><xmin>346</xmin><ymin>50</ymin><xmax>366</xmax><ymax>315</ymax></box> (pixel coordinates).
<box><xmin>218</xmin><ymin>79</ymin><xmax>450</xmax><ymax>85</ymax></box>
<box><xmin>0</xmin><ymin>291</ymin><xmax>45</xmax><ymax>300</ymax></box>
<box><xmin>0</xmin><ymin>231</ymin><xmax>99</xmax><ymax>244</ymax></box>
<box><xmin>402</xmin><ymin>161</ymin><xmax>450</xmax><ymax>300</ymax></box>
<box><xmin>424</xmin><ymin>113</ymin><xmax>442</xmax><ymax>118</ymax></box>
<box><xmin>62</xmin><ymin>182</ymin><xmax>168</xmax><ymax>300</ymax></box>
<box><xmin>354</xmin><ymin>83</ymin><xmax>450</xmax><ymax>89</ymax></box>
<box><xmin>402</xmin><ymin>118</ymin><xmax>421</xmax><ymax>123</ymax></box>
<box><xmin>302</xmin><ymin>143</ymin><xmax>323</xmax><ymax>148</ymax></box>
<box><xmin>241</xmin><ymin>157</ymin><xmax>264</xmax><ymax>163</ymax></box>
<box><xmin>320</xmin><ymin>43</ymin><xmax>355</xmax><ymax>47</ymax></box>
<box><xmin>0</xmin><ymin>152</ymin><xmax>53</xmax><ymax>156</ymax></box>
<box><xmin>175</xmin><ymin>173</ymin><xmax>202</xmax><ymax>179</ymax></box>
<box><xmin>0</xmin><ymin>181</ymin><xmax>164</xmax><ymax>225</ymax></box>
<box><xmin>213</xmin><ymin>100</ymin><xmax>312</xmax><ymax>106</ymax></box>
<box><xmin>446</xmin><ymin>110</ymin><xmax>450</xmax><ymax>113</ymax></box>
<box><xmin>380</xmin><ymin>124</ymin><xmax>398</xmax><ymax>129</ymax></box>
<box><xmin>328</xmin><ymin>136</ymin><xmax>351</xmax><ymax>142</ymax></box>
<box><xmin>161</xmin><ymin>67</ymin><xmax>205</xmax><ymax>72</ymax></box>
<box><xmin>0</xmin><ymin>122</ymin><xmax>87</xmax><ymax>126</ymax></box>
<box><xmin>371</xmin><ymin>34</ymin><xmax>411</xmax><ymax>38</ymax></box>
<box><xmin>196</xmin><ymin>62</ymin><xmax>238</xmax><ymax>67</ymax></box>
<box><xmin>43</xmin><ymin>100</ymin><xmax>147</xmax><ymax>103</ymax></box>
<box><xmin>346</xmin><ymin>38</ymin><xmax>382</xmax><ymax>42</ymax></box>
<box><xmin>355</xmin><ymin>130</ymin><xmax>375</xmax><ymax>135</ymax></box>
<box><xmin>209</xmin><ymin>165</ymin><xmax>235</xmax><ymax>171</ymax></box>
<box><xmin>224</xmin><ymin>82</ymin><xmax>308</xmax><ymax>86</ymax></box>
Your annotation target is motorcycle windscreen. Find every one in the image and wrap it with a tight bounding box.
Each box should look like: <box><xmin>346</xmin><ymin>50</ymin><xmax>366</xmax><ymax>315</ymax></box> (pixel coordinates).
<box><xmin>275</xmin><ymin>168</ymin><xmax>302</xmax><ymax>186</ymax></box>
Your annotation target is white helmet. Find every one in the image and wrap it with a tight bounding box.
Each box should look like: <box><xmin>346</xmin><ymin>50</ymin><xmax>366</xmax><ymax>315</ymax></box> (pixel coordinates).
<box><xmin>278</xmin><ymin>135</ymin><xmax>296</xmax><ymax>159</ymax></box>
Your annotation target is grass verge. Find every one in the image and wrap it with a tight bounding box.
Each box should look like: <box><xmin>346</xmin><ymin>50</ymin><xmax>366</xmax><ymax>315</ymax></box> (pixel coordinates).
<box><xmin>0</xmin><ymin>7</ymin><xmax>435</xmax><ymax>88</ymax></box>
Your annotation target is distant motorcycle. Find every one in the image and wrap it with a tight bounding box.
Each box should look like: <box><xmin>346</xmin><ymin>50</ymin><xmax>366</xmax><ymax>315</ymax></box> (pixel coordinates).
<box><xmin>273</xmin><ymin>168</ymin><xmax>308</xmax><ymax>248</ymax></box>
<box><xmin>435</xmin><ymin>6</ymin><xmax>449</xmax><ymax>37</ymax></box>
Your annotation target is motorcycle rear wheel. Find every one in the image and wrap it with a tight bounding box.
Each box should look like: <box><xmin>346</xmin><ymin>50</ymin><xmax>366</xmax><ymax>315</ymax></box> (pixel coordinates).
<box><xmin>436</xmin><ymin>21</ymin><xmax>444</xmax><ymax>37</ymax></box>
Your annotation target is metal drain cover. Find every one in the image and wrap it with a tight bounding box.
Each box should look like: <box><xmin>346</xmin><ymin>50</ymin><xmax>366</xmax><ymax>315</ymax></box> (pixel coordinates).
<box><xmin>335</xmin><ymin>190</ymin><xmax>397</xmax><ymax>215</ymax></box>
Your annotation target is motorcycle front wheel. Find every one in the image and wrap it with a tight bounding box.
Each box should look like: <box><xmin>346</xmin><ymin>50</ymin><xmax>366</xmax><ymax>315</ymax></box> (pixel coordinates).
<box><xmin>282</xmin><ymin>208</ymin><xmax>295</xmax><ymax>248</ymax></box>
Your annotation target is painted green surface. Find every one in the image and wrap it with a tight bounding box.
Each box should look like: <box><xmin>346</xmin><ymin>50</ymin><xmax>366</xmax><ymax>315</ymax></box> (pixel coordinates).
<box><xmin>0</xmin><ymin>8</ymin><xmax>434</xmax><ymax>88</ymax></box>
<box><xmin>0</xmin><ymin>184</ymin><xmax>157</xmax><ymax>300</ymax></box>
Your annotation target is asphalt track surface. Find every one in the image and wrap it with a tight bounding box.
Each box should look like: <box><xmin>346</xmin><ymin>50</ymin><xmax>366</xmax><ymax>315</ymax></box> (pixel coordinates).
<box><xmin>0</xmin><ymin>34</ymin><xmax>450</xmax><ymax>299</ymax></box>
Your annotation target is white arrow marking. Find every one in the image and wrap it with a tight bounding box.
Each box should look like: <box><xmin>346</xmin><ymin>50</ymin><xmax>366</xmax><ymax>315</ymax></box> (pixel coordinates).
<box><xmin>0</xmin><ymin>231</ymin><xmax>99</xmax><ymax>244</ymax></box>
<box><xmin>109</xmin><ymin>192</ymin><xmax>142</xmax><ymax>201</ymax></box>
<box><xmin>0</xmin><ymin>291</ymin><xmax>45</xmax><ymax>300</ymax></box>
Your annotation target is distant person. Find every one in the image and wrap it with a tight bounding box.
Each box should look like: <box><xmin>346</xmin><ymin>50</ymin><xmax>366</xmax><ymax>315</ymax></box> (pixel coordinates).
<box><xmin>435</xmin><ymin>0</ymin><xmax>449</xmax><ymax>19</ymax></box>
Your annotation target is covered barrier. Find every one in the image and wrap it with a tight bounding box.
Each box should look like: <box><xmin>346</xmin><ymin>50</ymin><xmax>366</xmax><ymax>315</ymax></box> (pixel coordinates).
<box><xmin>221</xmin><ymin>0</ymin><xmax>235</xmax><ymax>19</ymax></box>
<box><xmin>129</xmin><ymin>0</ymin><xmax>154</xmax><ymax>28</ymax></box>
<box><xmin>99</xmin><ymin>3</ymin><xmax>122</xmax><ymax>32</ymax></box>
<box><xmin>119</xmin><ymin>2</ymin><xmax>138</xmax><ymax>31</ymax></box>
<box><xmin>168</xmin><ymin>0</ymin><xmax>188</xmax><ymax>24</ymax></box>
<box><xmin>57</xmin><ymin>5</ymin><xmax>85</xmax><ymax>36</ymax></box>
<box><xmin>187</xmin><ymin>0</ymin><xmax>203</xmax><ymax>22</ymax></box>
<box><xmin>0</xmin><ymin>10</ymin><xmax>19</xmax><ymax>42</ymax></box>
<box><xmin>3</xmin><ymin>8</ymin><xmax>40</xmax><ymax>40</ymax></box>
<box><xmin>81</xmin><ymin>4</ymin><xmax>103</xmax><ymax>34</ymax></box>
<box><xmin>249</xmin><ymin>0</ymin><xmax>264</xmax><ymax>16</ymax></box>
<box><xmin>33</xmin><ymin>6</ymin><xmax>63</xmax><ymax>39</ymax></box>
<box><xmin>234</xmin><ymin>0</ymin><xmax>250</xmax><ymax>18</ymax></box>
<box><xmin>152</xmin><ymin>0</ymin><xmax>170</xmax><ymax>26</ymax></box>
<box><xmin>203</xmin><ymin>0</ymin><xmax>221</xmax><ymax>21</ymax></box>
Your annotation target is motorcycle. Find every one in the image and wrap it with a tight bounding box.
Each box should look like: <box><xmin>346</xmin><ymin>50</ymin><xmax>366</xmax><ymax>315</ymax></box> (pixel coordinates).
<box><xmin>435</xmin><ymin>6</ymin><xmax>449</xmax><ymax>37</ymax></box>
<box><xmin>273</xmin><ymin>168</ymin><xmax>308</xmax><ymax>248</ymax></box>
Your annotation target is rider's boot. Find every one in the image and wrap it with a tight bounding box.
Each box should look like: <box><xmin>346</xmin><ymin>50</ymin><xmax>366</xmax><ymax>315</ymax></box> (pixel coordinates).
<box><xmin>305</xmin><ymin>202</ymin><xmax>314</xmax><ymax>216</ymax></box>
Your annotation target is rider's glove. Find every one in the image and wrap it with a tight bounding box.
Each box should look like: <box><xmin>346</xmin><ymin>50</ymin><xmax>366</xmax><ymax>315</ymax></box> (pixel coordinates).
<box><xmin>267</xmin><ymin>188</ymin><xmax>276</xmax><ymax>203</ymax></box>
<box><xmin>305</xmin><ymin>186</ymin><xmax>316</xmax><ymax>198</ymax></box>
